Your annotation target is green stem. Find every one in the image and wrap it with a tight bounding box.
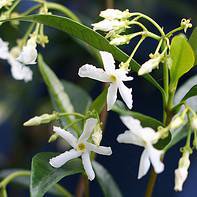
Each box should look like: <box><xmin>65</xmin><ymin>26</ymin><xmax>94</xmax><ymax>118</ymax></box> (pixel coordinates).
<box><xmin>7</xmin><ymin>0</ymin><xmax>21</xmax><ymax>15</ymax></box>
<box><xmin>0</xmin><ymin>171</ymin><xmax>30</xmax><ymax>188</ymax></box>
<box><xmin>46</xmin><ymin>2</ymin><xmax>80</xmax><ymax>22</ymax></box>
<box><xmin>59</xmin><ymin>112</ymin><xmax>85</xmax><ymax>119</ymax></box>
<box><xmin>54</xmin><ymin>184</ymin><xmax>73</xmax><ymax>197</ymax></box>
<box><xmin>166</xmin><ymin>26</ymin><xmax>184</xmax><ymax>38</ymax></box>
<box><xmin>21</xmin><ymin>4</ymin><xmax>42</xmax><ymax>16</ymax></box>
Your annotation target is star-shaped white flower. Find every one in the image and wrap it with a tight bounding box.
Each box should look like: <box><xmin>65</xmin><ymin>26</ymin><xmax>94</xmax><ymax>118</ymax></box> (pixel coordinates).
<box><xmin>117</xmin><ymin>116</ymin><xmax>164</xmax><ymax>179</ymax></box>
<box><xmin>79</xmin><ymin>51</ymin><xmax>133</xmax><ymax>111</ymax></box>
<box><xmin>0</xmin><ymin>38</ymin><xmax>33</xmax><ymax>82</ymax></box>
<box><xmin>49</xmin><ymin>118</ymin><xmax>112</xmax><ymax>181</ymax></box>
<box><xmin>17</xmin><ymin>37</ymin><xmax>37</xmax><ymax>65</ymax></box>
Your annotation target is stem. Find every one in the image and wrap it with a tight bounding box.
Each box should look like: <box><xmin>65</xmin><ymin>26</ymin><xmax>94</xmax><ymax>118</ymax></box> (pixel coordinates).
<box><xmin>7</xmin><ymin>0</ymin><xmax>21</xmax><ymax>15</ymax></box>
<box><xmin>21</xmin><ymin>4</ymin><xmax>42</xmax><ymax>16</ymax></box>
<box><xmin>59</xmin><ymin>112</ymin><xmax>85</xmax><ymax>119</ymax></box>
<box><xmin>166</xmin><ymin>26</ymin><xmax>184</xmax><ymax>38</ymax></box>
<box><xmin>0</xmin><ymin>171</ymin><xmax>30</xmax><ymax>188</ymax></box>
<box><xmin>145</xmin><ymin>169</ymin><xmax>157</xmax><ymax>197</ymax></box>
<box><xmin>54</xmin><ymin>184</ymin><xmax>73</xmax><ymax>197</ymax></box>
<box><xmin>106</xmin><ymin>0</ymin><xmax>114</xmax><ymax>8</ymax></box>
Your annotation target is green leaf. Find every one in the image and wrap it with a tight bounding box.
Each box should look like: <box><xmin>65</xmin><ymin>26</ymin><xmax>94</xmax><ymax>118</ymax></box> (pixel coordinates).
<box><xmin>30</xmin><ymin>152</ymin><xmax>83</xmax><ymax>197</ymax></box>
<box><xmin>170</xmin><ymin>34</ymin><xmax>195</xmax><ymax>84</ymax></box>
<box><xmin>93</xmin><ymin>161</ymin><xmax>122</xmax><ymax>197</ymax></box>
<box><xmin>38</xmin><ymin>55</ymin><xmax>81</xmax><ymax>132</ymax></box>
<box><xmin>89</xmin><ymin>87</ymin><xmax>108</xmax><ymax>114</ymax></box>
<box><xmin>112</xmin><ymin>100</ymin><xmax>163</xmax><ymax>130</ymax></box>
<box><xmin>0</xmin><ymin>169</ymin><xmax>70</xmax><ymax>196</ymax></box>
<box><xmin>8</xmin><ymin>14</ymin><xmax>165</xmax><ymax>97</ymax></box>
<box><xmin>62</xmin><ymin>80</ymin><xmax>92</xmax><ymax>114</ymax></box>
<box><xmin>189</xmin><ymin>27</ymin><xmax>197</xmax><ymax>65</ymax></box>
<box><xmin>172</xmin><ymin>84</ymin><xmax>197</xmax><ymax>113</ymax></box>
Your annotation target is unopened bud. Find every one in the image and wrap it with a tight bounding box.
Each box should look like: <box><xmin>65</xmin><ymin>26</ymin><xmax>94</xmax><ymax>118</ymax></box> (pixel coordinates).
<box><xmin>92</xmin><ymin>124</ymin><xmax>103</xmax><ymax>146</ymax></box>
<box><xmin>191</xmin><ymin>116</ymin><xmax>197</xmax><ymax>130</ymax></box>
<box><xmin>48</xmin><ymin>133</ymin><xmax>59</xmax><ymax>143</ymax></box>
<box><xmin>24</xmin><ymin>113</ymin><xmax>58</xmax><ymax>126</ymax></box>
<box><xmin>169</xmin><ymin>116</ymin><xmax>185</xmax><ymax>131</ymax></box>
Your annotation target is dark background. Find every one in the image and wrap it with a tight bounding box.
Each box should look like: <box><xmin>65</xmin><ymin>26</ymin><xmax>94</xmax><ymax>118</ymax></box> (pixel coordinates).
<box><xmin>0</xmin><ymin>0</ymin><xmax>196</xmax><ymax>196</ymax></box>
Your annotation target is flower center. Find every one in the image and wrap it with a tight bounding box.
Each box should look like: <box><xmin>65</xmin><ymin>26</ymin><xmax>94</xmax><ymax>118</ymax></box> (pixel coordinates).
<box><xmin>110</xmin><ymin>74</ymin><xmax>117</xmax><ymax>82</ymax></box>
<box><xmin>77</xmin><ymin>143</ymin><xmax>86</xmax><ymax>152</ymax></box>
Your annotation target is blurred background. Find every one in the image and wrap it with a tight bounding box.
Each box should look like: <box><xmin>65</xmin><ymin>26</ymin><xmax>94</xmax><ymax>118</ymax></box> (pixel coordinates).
<box><xmin>0</xmin><ymin>0</ymin><xmax>196</xmax><ymax>196</ymax></box>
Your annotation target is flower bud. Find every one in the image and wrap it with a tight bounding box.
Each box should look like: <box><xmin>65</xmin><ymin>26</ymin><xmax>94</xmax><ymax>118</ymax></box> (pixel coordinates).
<box><xmin>48</xmin><ymin>133</ymin><xmax>59</xmax><ymax>143</ymax></box>
<box><xmin>174</xmin><ymin>151</ymin><xmax>190</xmax><ymax>191</ymax></box>
<box><xmin>169</xmin><ymin>116</ymin><xmax>185</xmax><ymax>131</ymax></box>
<box><xmin>191</xmin><ymin>116</ymin><xmax>197</xmax><ymax>130</ymax></box>
<box><xmin>110</xmin><ymin>35</ymin><xmax>132</xmax><ymax>46</ymax></box>
<box><xmin>92</xmin><ymin>123</ymin><xmax>103</xmax><ymax>146</ymax></box>
<box><xmin>100</xmin><ymin>9</ymin><xmax>132</xmax><ymax>20</ymax></box>
<box><xmin>24</xmin><ymin>113</ymin><xmax>58</xmax><ymax>126</ymax></box>
<box><xmin>181</xmin><ymin>18</ymin><xmax>192</xmax><ymax>33</ymax></box>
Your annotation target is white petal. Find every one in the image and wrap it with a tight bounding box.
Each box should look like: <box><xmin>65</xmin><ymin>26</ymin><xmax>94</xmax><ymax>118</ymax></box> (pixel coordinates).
<box><xmin>53</xmin><ymin>126</ymin><xmax>77</xmax><ymax>148</ymax></box>
<box><xmin>78</xmin><ymin>64</ymin><xmax>110</xmax><ymax>82</ymax></box>
<box><xmin>16</xmin><ymin>40</ymin><xmax>37</xmax><ymax>65</ymax></box>
<box><xmin>174</xmin><ymin>168</ymin><xmax>188</xmax><ymax>191</ymax></box>
<box><xmin>82</xmin><ymin>152</ymin><xmax>95</xmax><ymax>181</ymax></box>
<box><xmin>147</xmin><ymin>144</ymin><xmax>164</xmax><ymax>174</ymax></box>
<box><xmin>118</xmin><ymin>81</ymin><xmax>133</xmax><ymax>109</ymax></box>
<box><xmin>115</xmin><ymin>68</ymin><xmax>133</xmax><ymax>81</ymax></box>
<box><xmin>78</xmin><ymin>118</ymin><xmax>97</xmax><ymax>142</ymax></box>
<box><xmin>120</xmin><ymin>116</ymin><xmax>142</xmax><ymax>133</ymax></box>
<box><xmin>107</xmin><ymin>83</ymin><xmax>118</xmax><ymax>111</ymax></box>
<box><xmin>86</xmin><ymin>143</ymin><xmax>112</xmax><ymax>155</ymax></box>
<box><xmin>8</xmin><ymin>56</ymin><xmax>33</xmax><ymax>82</ymax></box>
<box><xmin>49</xmin><ymin>149</ymin><xmax>81</xmax><ymax>168</ymax></box>
<box><xmin>100</xmin><ymin>51</ymin><xmax>115</xmax><ymax>72</ymax></box>
<box><xmin>0</xmin><ymin>38</ymin><xmax>9</xmax><ymax>60</ymax></box>
<box><xmin>138</xmin><ymin>149</ymin><xmax>151</xmax><ymax>179</ymax></box>
<box><xmin>117</xmin><ymin>130</ymin><xmax>143</xmax><ymax>146</ymax></box>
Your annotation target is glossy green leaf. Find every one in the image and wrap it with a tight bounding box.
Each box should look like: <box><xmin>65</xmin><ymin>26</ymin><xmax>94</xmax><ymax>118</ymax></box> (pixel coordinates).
<box><xmin>62</xmin><ymin>80</ymin><xmax>92</xmax><ymax>114</ymax></box>
<box><xmin>89</xmin><ymin>87</ymin><xmax>108</xmax><ymax>114</ymax></box>
<box><xmin>30</xmin><ymin>152</ymin><xmax>83</xmax><ymax>197</ymax></box>
<box><xmin>38</xmin><ymin>55</ymin><xmax>80</xmax><ymax>132</ymax></box>
<box><xmin>7</xmin><ymin>14</ymin><xmax>165</xmax><ymax>97</ymax></box>
<box><xmin>0</xmin><ymin>169</ymin><xmax>70</xmax><ymax>196</ymax></box>
<box><xmin>189</xmin><ymin>27</ymin><xmax>197</xmax><ymax>65</ymax></box>
<box><xmin>112</xmin><ymin>100</ymin><xmax>163</xmax><ymax>130</ymax></box>
<box><xmin>170</xmin><ymin>34</ymin><xmax>195</xmax><ymax>84</ymax></box>
<box><xmin>93</xmin><ymin>161</ymin><xmax>122</xmax><ymax>197</ymax></box>
<box><xmin>172</xmin><ymin>84</ymin><xmax>197</xmax><ymax>113</ymax></box>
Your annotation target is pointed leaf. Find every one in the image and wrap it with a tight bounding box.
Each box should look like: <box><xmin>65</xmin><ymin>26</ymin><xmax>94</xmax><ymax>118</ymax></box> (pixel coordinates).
<box><xmin>93</xmin><ymin>161</ymin><xmax>122</xmax><ymax>197</ymax></box>
<box><xmin>30</xmin><ymin>152</ymin><xmax>83</xmax><ymax>197</ymax></box>
<box><xmin>189</xmin><ymin>27</ymin><xmax>197</xmax><ymax>65</ymax></box>
<box><xmin>170</xmin><ymin>34</ymin><xmax>195</xmax><ymax>84</ymax></box>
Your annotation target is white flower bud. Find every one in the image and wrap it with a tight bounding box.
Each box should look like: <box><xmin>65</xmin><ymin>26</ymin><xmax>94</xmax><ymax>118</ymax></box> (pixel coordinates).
<box><xmin>174</xmin><ymin>151</ymin><xmax>190</xmax><ymax>191</ymax></box>
<box><xmin>138</xmin><ymin>55</ymin><xmax>162</xmax><ymax>76</ymax></box>
<box><xmin>23</xmin><ymin>113</ymin><xmax>58</xmax><ymax>126</ymax></box>
<box><xmin>100</xmin><ymin>9</ymin><xmax>132</xmax><ymax>20</ymax></box>
<box><xmin>92</xmin><ymin>19</ymin><xmax>129</xmax><ymax>32</ymax></box>
<box><xmin>92</xmin><ymin>124</ymin><xmax>103</xmax><ymax>146</ymax></box>
<box><xmin>110</xmin><ymin>35</ymin><xmax>132</xmax><ymax>45</ymax></box>
<box><xmin>191</xmin><ymin>116</ymin><xmax>197</xmax><ymax>130</ymax></box>
<box><xmin>170</xmin><ymin>116</ymin><xmax>185</xmax><ymax>131</ymax></box>
<box><xmin>17</xmin><ymin>37</ymin><xmax>38</xmax><ymax>65</ymax></box>
<box><xmin>181</xmin><ymin>18</ymin><xmax>192</xmax><ymax>33</ymax></box>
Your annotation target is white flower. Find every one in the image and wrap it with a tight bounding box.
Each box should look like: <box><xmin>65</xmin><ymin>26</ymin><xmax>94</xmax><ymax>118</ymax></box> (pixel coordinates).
<box><xmin>0</xmin><ymin>0</ymin><xmax>14</xmax><ymax>9</ymax></box>
<box><xmin>174</xmin><ymin>151</ymin><xmax>190</xmax><ymax>191</ymax></box>
<box><xmin>49</xmin><ymin>118</ymin><xmax>112</xmax><ymax>181</ymax></box>
<box><xmin>0</xmin><ymin>38</ymin><xmax>33</xmax><ymax>82</ymax></box>
<box><xmin>17</xmin><ymin>37</ymin><xmax>37</xmax><ymax>65</ymax></box>
<box><xmin>117</xmin><ymin>116</ymin><xmax>164</xmax><ymax>179</ymax></box>
<box><xmin>181</xmin><ymin>18</ymin><xmax>192</xmax><ymax>33</ymax></box>
<box><xmin>138</xmin><ymin>55</ymin><xmax>162</xmax><ymax>76</ymax></box>
<box><xmin>191</xmin><ymin>116</ymin><xmax>197</xmax><ymax>130</ymax></box>
<box><xmin>0</xmin><ymin>38</ymin><xmax>9</xmax><ymax>59</ymax></box>
<box><xmin>100</xmin><ymin>9</ymin><xmax>132</xmax><ymax>20</ymax></box>
<box><xmin>92</xmin><ymin>19</ymin><xmax>128</xmax><ymax>32</ymax></box>
<box><xmin>78</xmin><ymin>51</ymin><xmax>133</xmax><ymax>111</ymax></box>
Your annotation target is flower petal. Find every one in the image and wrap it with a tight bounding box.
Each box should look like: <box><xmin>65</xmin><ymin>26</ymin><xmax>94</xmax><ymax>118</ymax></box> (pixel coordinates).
<box><xmin>78</xmin><ymin>118</ymin><xmax>97</xmax><ymax>142</ymax></box>
<box><xmin>138</xmin><ymin>149</ymin><xmax>151</xmax><ymax>179</ymax></box>
<box><xmin>86</xmin><ymin>143</ymin><xmax>112</xmax><ymax>155</ymax></box>
<box><xmin>53</xmin><ymin>126</ymin><xmax>77</xmax><ymax>148</ymax></box>
<box><xmin>78</xmin><ymin>64</ymin><xmax>110</xmax><ymax>82</ymax></box>
<box><xmin>49</xmin><ymin>149</ymin><xmax>81</xmax><ymax>168</ymax></box>
<box><xmin>118</xmin><ymin>81</ymin><xmax>133</xmax><ymax>109</ymax></box>
<box><xmin>82</xmin><ymin>152</ymin><xmax>95</xmax><ymax>181</ymax></box>
<box><xmin>0</xmin><ymin>38</ymin><xmax>9</xmax><ymax>60</ymax></box>
<box><xmin>107</xmin><ymin>83</ymin><xmax>118</xmax><ymax>111</ymax></box>
<box><xmin>100</xmin><ymin>51</ymin><xmax>115</xmax><ymax>72</ymax></box>
<box><xmin>120</xmin><ymin>116</ymin><xmax>142</xmax><ymax>132</ymax></box>
<box><xmin>117</xmin><ymin>130</ymin><xmax>143</xmax><ymax>146</ymax></box>
<box><xmin>147</xmin><ymin>144</ymin><xmax>164</xmax><ymax>174</ymax></box>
